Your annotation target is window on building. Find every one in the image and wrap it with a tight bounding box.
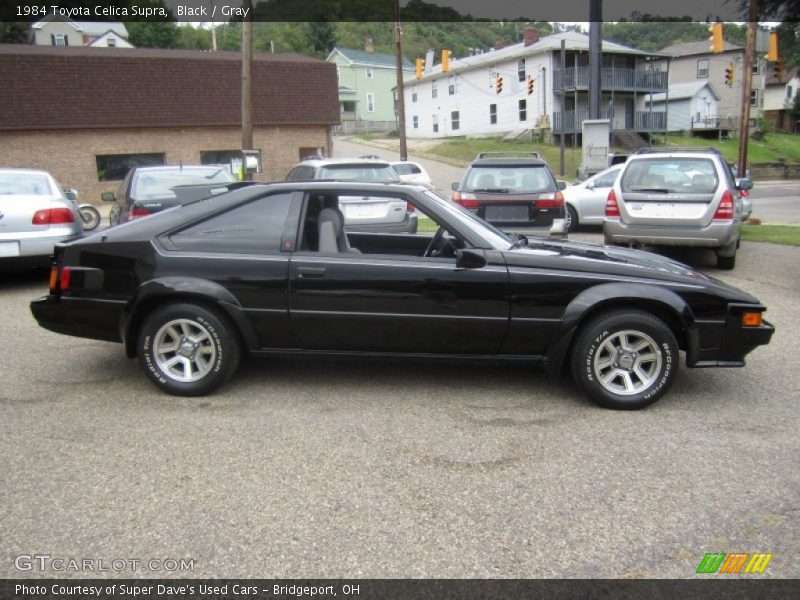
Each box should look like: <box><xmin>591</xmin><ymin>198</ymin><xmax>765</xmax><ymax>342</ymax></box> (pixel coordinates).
<box><xmin>432</xmin><ymin>83</ymin><xmax>438</xmax><ymax>98</ymax></box>
<box><xmin>750</xmin><ymin>89</ymin><xmax>759</xmax><ymax>106</ymax></box>
<box><xmin>519</xmin><ymin>99</ymin><xmax>527</xmax><ymax>121</ymax></box>
<box><xmin>432</xmin><ymin>114</ymin><xmax>439</xmax><ymax>133</ymax></box>
<box><xmin>518</xmin><ymin>58</ymin><xmax>526</xmax><ymax>82</ymax></box>
<box><xmin>200</xmin><ymin>150</ymin><xmax>241</xmax><ymax>167</ymax></box>
<box><xmin>336</xmin><ymin>65</ymin><xmax>341</xmax><ymax>82</ymax></box>
<box><xmin>788</xmin><ymin>85</ymin><xmax>794</xmax><ymax>99</ymax></box>
<box><xmin>367</xmin><ymin>93</ymin><xmax>375</xmax><ymax>112</ymax></box>
<box><xmin>107</xmin><ymin>37</ymin><xmax>116</xmax><ymax>47</ymax></box>
<box><xmin>448</xmin><ymin>76</ymin><xmax>457</xmax><ymax>95</ymax></box>
<box><xmin>52</xmin><ymin>33</ymin><xmax>68</xmax><ymax>46</ymax></box>
<box><xmin>412</xmin><ymin>115</ymin><xmax>419</xmax><ymax>129</ymax></box>
<box><xmin>365</xmin><ymin>67</ymin><xmax>374</xmax><ymax>79</ymax></box>
<box><xmin>169</xmin><ymin>193</ymin><xmax>293</xmax><ymax>255</ymax></box>
<box><xmin>412</xmin><ymin>88</ymin><xmax>418</xmax><ymax>103</ymax></box>
<box><xmin>752</xmin><ymin>60</ymin><xmax>760</xmax><ymax>75</ymax></box>
<box><xmin>341</xmin><ymin>101</ymin><xmax>357</xmax><ymax>113</ymax></box>
<box><xmin>489</xmin><ymin>104</ymin><xmax>497</xmax><ymax>125</ymax></box>
<box><xmin>451</xmin><ymin>111</ymin><xmax>460</xmax><ymax>131</ymax></box>
<box><xmin>697</xmin><ymin>59</ymin><xmax>709</xmax><ymax>78</ymax></box>
<box><xmin>95</xmin><ymin>153</ymin><xmax>166</xmax><ymax>182</ymax></box>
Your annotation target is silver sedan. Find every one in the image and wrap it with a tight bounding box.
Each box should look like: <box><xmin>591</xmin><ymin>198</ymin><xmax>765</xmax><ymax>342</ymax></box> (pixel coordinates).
<box><xmin>0</xmin><ymin>168</ymin><xmax>83</xmax><ymax>270</ymax></box>
<box><xmin>562</xmin><ymin>165</ymin><xmax>622</xmax><ymax>232</ymax></box>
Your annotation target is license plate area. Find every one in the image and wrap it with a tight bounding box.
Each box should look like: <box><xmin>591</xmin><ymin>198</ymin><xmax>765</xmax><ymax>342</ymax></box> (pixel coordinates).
<box><xmin>485</xmin><ymin>205</ymin><xmax>529</xmax><ymax>221</ymax></box>
<box><xmin>0</xmin><ymin>241</ymin><xmax>21</xmax><ymax>257</ymax></box>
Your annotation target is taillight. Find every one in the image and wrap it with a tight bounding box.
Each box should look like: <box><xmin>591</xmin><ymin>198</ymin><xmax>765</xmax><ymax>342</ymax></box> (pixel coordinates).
<box><xmin>453</xmin><ymin>192</ymin><xmax>479</xmax><ymax>209</ymax></box>
<box><xmin>406</xmin><ymin>202</ymin><xmax>415</xmax><ymax>213</ymax></box>
<box><xmin>48</xmin><ymin>266</ymin><xmax>58</xmax><ymax>293</ymax></box>
<box><xmin>49</xmin><ymin>266</ymin><xmax>71</xmax><ymax>293</ymax></box>
<box><xmin>713</xmin><ymin>190</ymin><xmax>735</xmax><ymax>221</ymax></box>
<box><xmin>534</xmin><ymin>191</ymin><xmax>565</xmax><ymax>208</ymax></box>
<box><xmin>129</xmin><ymin>206</ymin><xmax>151</xmax><ymax>219</ymax></box>
<box><xmin>605</xmin><ymin>189</ymin><xmax>620</xmax><ymax>217</ymax></box>
<box><xmin>32</xmin><ymin>208</ymin><xmax>76</xmax><ymax>225</ymax></box>
<box><xmin>60</xmin><ymin>267</ymin><xmax>72</xmax><ymax>291</ymax></box>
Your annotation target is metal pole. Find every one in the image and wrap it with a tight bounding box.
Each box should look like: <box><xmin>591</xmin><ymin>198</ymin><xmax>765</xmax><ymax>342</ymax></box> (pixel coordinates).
<box><xmin>738</xmin><ymin>0</ymin><xmax>757</xmax><ymax>177</ymax></box>
<box><xmin>394</xmin><ymin>0</ymin><xmax>408</xmax><ymax>161</ymax></box>
<box><xmin>588</xmin><ymin>0</ymin><xmax>602</xmax><ymax>119</ymax></box>
<box><xmin>241</xmin><ymin>0</ymin><xmax>253</xmax><ymax>181</ymax></box>
<box><xmin>560</xmin><ymin>39</ymin><xmax>566</xmax><ymax>177</ymax></box>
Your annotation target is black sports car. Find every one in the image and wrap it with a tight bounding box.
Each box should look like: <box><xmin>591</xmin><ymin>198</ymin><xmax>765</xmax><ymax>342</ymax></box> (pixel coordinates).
<box><xmin>31</xmin><ymin>181</ymin><xmax>774</xmax><ymax>409</ymax></box>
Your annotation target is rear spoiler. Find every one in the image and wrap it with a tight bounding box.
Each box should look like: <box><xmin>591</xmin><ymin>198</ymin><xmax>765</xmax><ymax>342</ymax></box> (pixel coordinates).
<box><xmin>171</xmin><ymin>181</ymin><xmax>261</xmax><ymax>205</ymax></box>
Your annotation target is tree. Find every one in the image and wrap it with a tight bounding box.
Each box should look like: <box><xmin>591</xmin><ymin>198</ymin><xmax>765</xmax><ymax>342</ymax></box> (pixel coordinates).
<box><xmin>0</xmin><ymin>22</ymin><xmax>29</xmax><ymax>44</ymax></box>
<box><xmin>126</xmin><ymin>21</ymin><xmax>179</xmax><ymax>49</ymax></box>
<box><xmin>306</xmin><ymin>21</ymin><xmax>336</xmax><ymax>58</ymax></box>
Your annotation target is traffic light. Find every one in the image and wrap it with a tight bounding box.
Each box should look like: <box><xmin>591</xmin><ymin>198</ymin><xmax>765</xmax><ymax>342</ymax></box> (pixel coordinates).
<box><xmin>724</xmin><ymin>63</ymin><xmax>734</xmax><ymax>87</ymax></box>
<box><xmin>773</xmin><ymin>59</ymin><xmax>784</xmax><ymax>81</ymax></box>
<box><xmin>766</xmin><ymin>30</ymin><xmax>779</xmax><ymax>62</ymax></box>
<box><xmin>441</xmin><ymin>49</ymin><xmax>451</xmax><ymax>72</ymax></box>
<box><xmin>709</xmin><ymin>22</ymin><xmax>724</xmax><ymax>54</ymax></box>
<box><xmin>415</xmin><ymin>57</ymin><xmax>424</xmax><ymax>79</ymax></box>
<box><xmin>527</xmin><ymin>76</ymin><xmax>534</xmax><ymax>95</ymax></box>
<box><xmin>495</xmin><ymin>75</ymin><xmax>503</xmax><ymax>94</ymax></box>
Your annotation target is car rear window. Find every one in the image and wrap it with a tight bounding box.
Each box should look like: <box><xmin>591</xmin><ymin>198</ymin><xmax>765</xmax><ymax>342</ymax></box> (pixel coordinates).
<box><xmin>317</xmin><ymin>164</ymin><xmax>399</xmax><ymax>182</ymax></box>
<box><xmin>464</xmin><ymin>165</ymin><xmax>554</xmax><ymax>193</ymax></box>
<box><xmin>393</xmin><ymin>163</ymin><xmax>421</xmax><ymax>175</ymax></box>
<box><xmin>0</xmin><ymin>173</ymin><xmax>52</xmax><ymax>196</ymax></box>
<box><xmin>132</xmin><ymin>168</ymin><xmax>236</xmax><ymax>200</ymax></box>
<box><xmin>621</xmin><ymin>158</ymin><xmax>718</xmax><ymax>194</ymax></box>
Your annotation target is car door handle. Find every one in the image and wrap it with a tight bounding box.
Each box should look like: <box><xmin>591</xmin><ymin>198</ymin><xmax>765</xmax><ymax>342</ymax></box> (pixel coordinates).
<box><xmin>297</xmin><ymin>267</ymin><xmax>326</xmax><ymax>278</ymax></box>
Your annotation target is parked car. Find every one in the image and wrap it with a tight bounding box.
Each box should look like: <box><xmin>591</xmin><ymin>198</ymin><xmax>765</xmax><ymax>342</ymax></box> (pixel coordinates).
<box><xmin>451</xmin><ymin>152</ymin><xmax>565</xmax><ymax>237</ymax></box>
<box><xmin>31</xmin><ymin>180</ymin><xmax>774</xmax><ymax>410</ymax></box>
<box><xmin>286</xmin><ymin>157</ymin><xmax>417</xmax><ymax>233</ymax></box>
<box><xmin>0</xmin><ymin>168</ymin><xmax>83</xmax><ymax>270</ymax></box>
<box><xmin>562</xmin><ymin>165</ymin><xmax>623</xmax><ymax>232</ymax></box>
<box><xmin>604</xmin><ymin>148</ymin><xmax>752</xmax><ymax>269</ymax></box>
<box><xmin>103</xmin><ymin>165</ymin><xmax>236</xmax><ymax>226</ymax></box>
<box><xmin>391</xmin><ymin>161</ymin><xmax>433</xmax><ymax>186</ymax></box>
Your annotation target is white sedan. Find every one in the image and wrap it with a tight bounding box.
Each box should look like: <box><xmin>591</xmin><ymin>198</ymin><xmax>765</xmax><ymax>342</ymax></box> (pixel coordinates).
<box><xmin>562</xmin><ymin>165</ymin><xmax>622</xmax><ymax>232</ymax></box>
<box><xmin>391</xmin><ymin>161</ymin><xmax>432</xmax><ymax>186</ymax></box>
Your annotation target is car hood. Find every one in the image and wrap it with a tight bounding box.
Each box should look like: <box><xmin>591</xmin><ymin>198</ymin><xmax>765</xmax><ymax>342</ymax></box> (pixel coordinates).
<box><xmin>505</xmin><ymin>238</ymin><xmax>760</xmax><ymax>303</ymax></box>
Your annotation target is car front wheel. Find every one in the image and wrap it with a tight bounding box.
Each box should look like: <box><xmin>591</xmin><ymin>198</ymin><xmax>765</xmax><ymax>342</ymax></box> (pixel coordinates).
<box><xmin>570</xmin><ymin>309</ymin><xmax>678</xmax><ymax>409</ymax></box>
<box><xmin>137</xmin><ymin>302</ymin><xmax>241</xmax><ymax>396</ymax></box>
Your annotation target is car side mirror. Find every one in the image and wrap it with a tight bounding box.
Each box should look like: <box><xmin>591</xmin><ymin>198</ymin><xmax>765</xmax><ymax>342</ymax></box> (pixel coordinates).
<box><xmin>736</xmin><ymin>178</ymin><xmax>753</xmax><ymax>191</ymax></box>
<box><xmin>101</xmin><ymin>192</ymin><xmax>116</xmax><ymax>202</ymax></box>
<box><xmin>557</xmin><ymin>181</ymin><xmax>567</xmax><ymax>191</ymax></box>
<box><xmin>451</xmin><ymin>182</ymin><xmax>459</xmax><ymax>191</ymax></box>
<box><xmin>456</xmin><ymin>248</ymin><xmax>486</xmax><ymax>269</ymax></box>
<box><xmin>64</xmin><ymin>189</ymin><xmax>78</xmax><ymax>201</ymax></box>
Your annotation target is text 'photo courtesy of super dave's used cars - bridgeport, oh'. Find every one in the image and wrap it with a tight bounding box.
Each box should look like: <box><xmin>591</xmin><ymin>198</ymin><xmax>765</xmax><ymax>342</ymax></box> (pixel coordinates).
<box><xmin>29</xmin><ymin>178</ymin><xmax>775</xmax><ymax>410</ymax></box>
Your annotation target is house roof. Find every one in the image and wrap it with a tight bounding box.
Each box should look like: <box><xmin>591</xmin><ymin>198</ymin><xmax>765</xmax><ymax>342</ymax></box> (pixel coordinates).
<box><xmin>658</xmin><ymin>40</ymin><xmax>742</xmax><ymax>58</ymax></box>
<box><xmin>406</xmin><ymin>31</ymin><xmax>660</xmax><ymax>84</ymax></box>
<box><xmin>647</xmin><ymin>81</ymin><xmax>719</xmax><ymax>103</ymax></box>
<box><xmin>0</xmin><ymin>45</ymin><xmax>339</xmax><ymax>131</ymax></box>
<box><xmin>328</xmin><ymin>47</ymin><xmax>413</xmax><ymax>69</ymax></box>
<box><xmin>31</xmin><ymin>16</ymin><xmax>129</xmax><ymax>39</ymax></box>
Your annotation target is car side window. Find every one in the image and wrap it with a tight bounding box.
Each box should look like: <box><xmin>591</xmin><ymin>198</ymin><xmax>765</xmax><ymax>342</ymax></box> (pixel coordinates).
<box><xmin>168</xmin><ymin>192</ymin><xmax>293</xmax><ymax>254</ymax></box>
<box><xmin>594</xmin><ymin>170</ymin><xmax>619</xmax><ymax>188</ymax></box>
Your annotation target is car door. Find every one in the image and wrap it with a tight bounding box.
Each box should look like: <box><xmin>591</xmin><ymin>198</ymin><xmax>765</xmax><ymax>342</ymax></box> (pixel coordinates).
<box><xmin>581</xmin><ymin>167</ymin><xmax>620</xmax><ymax>224</ymax></box>
<box><xmin>288</xmin><ymin>190</ymin><xmax>510</xmax><ymax>355</ymax></box>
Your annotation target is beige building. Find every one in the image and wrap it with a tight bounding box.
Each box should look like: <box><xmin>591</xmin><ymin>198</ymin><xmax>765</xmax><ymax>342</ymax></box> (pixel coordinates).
<box><xmin>30</xmin><ymin>15</ymin><xmax>133</xmax><ymax>48</ymax></box>
<box><xmin>0</xmin><ymin>45</ymin><xmax>340</xmax><ymax>204</ymax></box>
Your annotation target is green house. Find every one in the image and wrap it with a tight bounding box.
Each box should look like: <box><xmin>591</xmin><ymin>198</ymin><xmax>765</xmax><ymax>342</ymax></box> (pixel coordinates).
<box><xmin>326</xmin><ymin>42</ymin><xmax>413</xmax><ymax>133</ymax></box>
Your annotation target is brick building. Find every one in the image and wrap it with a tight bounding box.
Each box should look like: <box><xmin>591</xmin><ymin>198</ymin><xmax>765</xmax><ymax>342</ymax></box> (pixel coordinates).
<box><xmin>0</xmin><ymin>45</ymin><xmax>340</xmax><ymax>204</ymax></box>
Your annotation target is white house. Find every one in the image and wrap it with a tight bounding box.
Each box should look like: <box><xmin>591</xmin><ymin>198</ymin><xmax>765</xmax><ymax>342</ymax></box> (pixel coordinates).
<box><xmin>402</xmin><ymin>30</ymin><xmax>668</xmax><ymax>141</ymax></box>
<box><xmin>30</xmin><ymin>16</ymin><xmax>132</xmax><ymax>48</ymax></box>
<box><xmin>764</xmin><ymin>68</ymin><xmax>799</xmax><ymax>132</ymax></box>
<box><xmin>645</xmin><ymin>81</ymin><xmax>720</xmax><ymax>132</ymax></box>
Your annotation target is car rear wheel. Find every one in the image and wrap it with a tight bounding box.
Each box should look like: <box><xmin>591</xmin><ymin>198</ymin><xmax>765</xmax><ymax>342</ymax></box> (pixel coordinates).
<box><xmin>565</xmin><ymin>205</ymin><xmax>578</xmax><ymax>232</ymax></box>
<box><xmin>138</xmin><ymin>302</ymin><xmax>241</xmax><ymax>396</ymax></box>
<box><xmin>570</xmin><ymin>309</ymin><xmax>678</xmax><ymax>410</ymax></box>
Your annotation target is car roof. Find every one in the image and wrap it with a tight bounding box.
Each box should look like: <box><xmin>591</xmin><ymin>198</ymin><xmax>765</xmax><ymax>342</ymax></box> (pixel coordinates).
<box><xmin>296</xmin><ymin>157</ymin><xmax>393</xmax><ymax>168</ymax></box>
<box><xmin>468</xmin><ymin>158</ymin><xmax>550</xmax><ymax>167</ymax></box>
<box><xmin>131</xmin><ymin>165</ymin><xmax>228</xmax><ymax>172</ymax></box>
<box><xmin>0</xmin><ymin>168</ymin><xmax>54</xmax><ymax>176</ymax></box>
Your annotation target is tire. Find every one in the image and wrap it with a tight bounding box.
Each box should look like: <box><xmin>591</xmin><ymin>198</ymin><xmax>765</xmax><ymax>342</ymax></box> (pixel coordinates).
<box><xmin>716</xmin><ymin>252</ymin><xmax>736</xmax><ymax>270</ymax></box>
<box><xmin>565</xmin><ymin>204</ymin><xmax>579</xmax><ymax>233</ymax></box>
<box><xmin>137</xmin><ymin>302</ymin><xmax>241</xmax><ymax>396</ymax></box>
<box><xmin>79</xmin><ymin>205</ymin><xmax>101</xmax><ymax>231</ymax></box>
<box><xmin>570</xmin><ymin>309</ymin><xmax>679</xmax><ymax>410</ymax></box>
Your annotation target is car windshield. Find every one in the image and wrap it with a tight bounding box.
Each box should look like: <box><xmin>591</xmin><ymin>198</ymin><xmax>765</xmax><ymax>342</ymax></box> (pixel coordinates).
<box><xmin>317</xmin><ymin>164</ymin><xmax>400</xmax><ymax>182</ymax></box>
<box><xmin>464</xmin><ymin>165</ymin><xmax>555</xmax><ymax>193</ymax></box>
<box><xmin>621</xmin><ymin>158</ymin><xmax>719</xmax><ymax>194</ymax></box>
<box><xmin>422</xmin><ymin>189</ymin><xmax>515</xmax><ymax>250</ymax></box>
<box><xmin>132</xmin><ymin>168</ymin><xmax>235</xmax><ymax>200</ymax></box>
<box><xmin>0</xmin><ymin>173</ymin><xmax>53</xmax><ymax>196</ymax></box>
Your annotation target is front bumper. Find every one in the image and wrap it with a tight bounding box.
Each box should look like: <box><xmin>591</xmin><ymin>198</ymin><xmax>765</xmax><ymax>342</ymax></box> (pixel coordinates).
<box><xmin>687</xmin><ymin>307</ymin><xmax>775</xmax><ymax>367</ymax></box>
<box><xmin>604</xmin><ymin>218</ymin><xmax>737</xmax><ymax>249</ymax></box>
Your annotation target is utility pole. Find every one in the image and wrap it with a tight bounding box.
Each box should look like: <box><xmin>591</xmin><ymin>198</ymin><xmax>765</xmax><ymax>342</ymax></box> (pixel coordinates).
<box><xmin>560</xmin><ymin>39</ymin><xmax>566</xmax><ymax>177</ymax></box>
<box><xmin>737</xmin><ymin>0</ymin><xmax>758</xmax><ymax>177</ymax></box>
<box><xmin>241</xmin><ymin>0</ymin><xmax>253</xmax><ymax>181</ymax></box>
<box><xmin>588</xmin><ymin>0</ymin><xmax>602</xmax><ymax>119</ymax></box>
<box><xmin>394</xmin><ymin>0</ymin><xmax>408</xmax><ymax>161</ymax></box>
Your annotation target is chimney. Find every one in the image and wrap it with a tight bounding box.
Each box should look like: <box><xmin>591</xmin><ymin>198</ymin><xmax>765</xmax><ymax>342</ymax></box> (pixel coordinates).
<box><xmin>365</xmin><ymin>38</ymin><xmax>374</xmax><ymax>54</ymax></box>
<box><xmin>495</xmin><ymin>39</ymin><xmax>504</xmax><ymax>50</ymax></box>
<box><xmin>523</xmin><ymin>28</ymin><xmax>540</xmax><ymax>47</ymax></box>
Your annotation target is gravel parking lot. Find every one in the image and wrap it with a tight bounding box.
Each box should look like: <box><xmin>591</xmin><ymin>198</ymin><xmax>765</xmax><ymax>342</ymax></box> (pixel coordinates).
<box><xmin>1</xmin><ymin>237</ymin><xmax>798</xmax><ymax>579</ymax></box>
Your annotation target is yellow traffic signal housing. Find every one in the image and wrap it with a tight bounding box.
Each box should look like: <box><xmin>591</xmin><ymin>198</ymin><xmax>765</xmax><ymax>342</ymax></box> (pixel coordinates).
<box><xmin>495</xmin><ymin>75</ymin><xmax>503</xmax><ymax>94</ymax></box>
<box><xmin>766</xmin><ymin>31</ymin><xmax>779</xmax><ymax>62</ymax></box>
<box><xmin>709</xmin><ymin>22</ymin><xmax>724</xmax><ymax>54</ymax></box>
<box><xmin>724</xmin><ymin>63</ymin><xmax>734</xmax><ymax>87</ymax></box>
<box><xmin>441</xmin><ymin>49</ymin><xmax>451</xmax><ymax>72</ymax></box>
<box><xmin>527</xmin><ymin>76</ymin><xmax>534</xmax><ymax>95</ymax></box>
<box><xmin>415</xmin><ymin>57</ymin><xmax>424</xmax><ymax>79</ymax></box>
<box><xmin>774</xmin><ymin>59</ymin><xmax>784</xmax><ymax>81</ymax></box>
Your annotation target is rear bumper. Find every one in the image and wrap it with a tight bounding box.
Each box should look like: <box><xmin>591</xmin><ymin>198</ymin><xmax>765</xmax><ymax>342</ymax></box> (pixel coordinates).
<box><xmin>30</xmin><ymin>295</ymin><xmax>124</xmax><ymax>343</ymax></box>
<box><xmin>0</xmin><ymin>230</ymin><xmax>83</xmax><ymax>260</ymax></box>
<box><xmin>345</xmin><ymin>213</ymin><xmax>418</xmax><ymax>234</ymax></box>
<box><xmin>687</xmin><ymin>311</ymin><xmax>775</xmax><ymax>368</ymax></box>
<box><xmin>604</xmin><ymin>218</ymin><xmax>738</xmax><ymax>248</ymax></box>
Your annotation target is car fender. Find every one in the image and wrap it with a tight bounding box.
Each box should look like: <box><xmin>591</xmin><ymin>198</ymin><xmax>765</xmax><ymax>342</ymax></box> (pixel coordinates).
<box><xmin>545</xmin><ymin>282</ymin><xmax>694</xmax><ymax>374</ymax></box>
<box><xmin>122</xmin><ymin>277</ymin><xmax>258</xmax><ymax>357</ymax></box>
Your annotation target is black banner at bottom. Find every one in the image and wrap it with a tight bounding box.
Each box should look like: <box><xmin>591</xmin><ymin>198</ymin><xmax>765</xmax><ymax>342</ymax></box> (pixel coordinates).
<box><xmin>2</xmin><ymin>579</ymin><xmax>799</xmax><ymax>600</ymax></box>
